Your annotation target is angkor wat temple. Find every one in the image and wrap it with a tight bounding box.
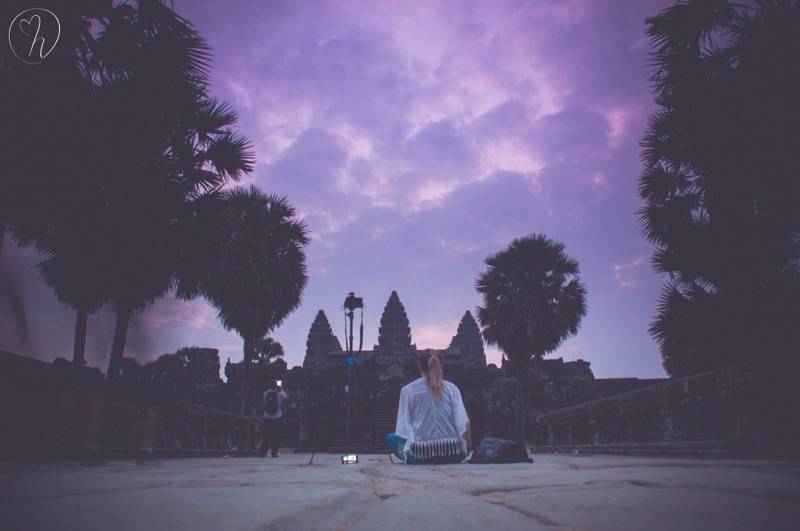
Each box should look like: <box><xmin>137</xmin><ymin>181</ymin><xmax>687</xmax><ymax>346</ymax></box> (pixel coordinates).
<box><xmin>287</xmin><ymin>290</ymin><xmax>490</xmax><ymax>451</ymax></box>
<box><xmin>273</xmin><ymin>290</ymin><xmax>663</xmax><ymax>452</ymax></box>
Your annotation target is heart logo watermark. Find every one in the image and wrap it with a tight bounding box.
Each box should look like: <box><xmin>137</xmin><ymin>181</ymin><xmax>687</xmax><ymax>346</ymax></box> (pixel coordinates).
<box><xmin>8</xmin><ymin>8</ymin><xmax>61</xmax><ymax>65</ymax></box>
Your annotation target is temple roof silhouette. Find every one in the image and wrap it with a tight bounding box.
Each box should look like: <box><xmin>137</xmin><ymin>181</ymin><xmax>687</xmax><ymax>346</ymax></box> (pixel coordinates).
<box><xmin>448</xmin><ymin>310</ymin><xmax>485</xmax><ymax>361</ymax></box>
<box><xmin>377</xmin><ymin>290</ymin><xmax>412</xmax><ymax>352</ymax></box>
<box><xmin>302</xmin><ymin>291</ymin><xmax>485</xmax><ymax>369</ymax></box>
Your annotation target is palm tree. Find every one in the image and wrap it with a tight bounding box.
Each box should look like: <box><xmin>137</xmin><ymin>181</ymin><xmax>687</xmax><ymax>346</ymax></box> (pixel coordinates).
<box><xmin>475</xmin><ymin>234</ymin><xmax>587</xmax><ymax>443</ymax></box>
<box><xmin>0</xmin><ymin>1</ymin><xmax>187</xmax><ymax>371</ymax></box>
<box><xmin>82</xmin><ymin>2</ymin><xmax>252</xmax><ymax>383</ymax></box>
<box><xmin>183</xmin><ymin>187</ymin><xmax>309</xmax><ymax>414</ymax></box>
<box><xmin>38</xmin><ymin>253</ymin><xmax>108</xmax><ymax>366</ymax></box>
<box><xmin>100</xmin><ymin>96</ymin><xmax>254</xmax><ymax>382</ymax></box>
<box><xmin>2</xmin><ymin>1</ymin><xmax>258</xmax><ymax>382</ymax></box>
<box><xmin>639</xmin><ymin>0</ymin><xmax>800</xmax><ymax>375</ymax></box>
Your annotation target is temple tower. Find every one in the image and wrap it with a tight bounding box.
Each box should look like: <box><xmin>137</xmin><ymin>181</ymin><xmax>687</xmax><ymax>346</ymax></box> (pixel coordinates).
<box><xmin>448</xmin><ymin>310</ymin><xmax>486</xmax><ymax>368</ymax></box>
<box><xmin>304</xmin><ymin>310</ymin><xmax>342</xmax><ymax>368</ymax></box>
<box><xmin>377</xmin><ymin>291</ymin><xmax>413</xmax><ymax>354</ymax></box>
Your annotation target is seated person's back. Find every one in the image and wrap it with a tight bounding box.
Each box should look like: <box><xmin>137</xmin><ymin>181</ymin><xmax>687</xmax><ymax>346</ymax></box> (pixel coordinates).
<box><xmin>398</xmin><ymin>377</ymin><xmax>468</xmax><ymax>443</ymax></box>
<box><xmin>387</xmin><ymin>350</ymin><xmax>471</xmax><ymax>463</ymax></box>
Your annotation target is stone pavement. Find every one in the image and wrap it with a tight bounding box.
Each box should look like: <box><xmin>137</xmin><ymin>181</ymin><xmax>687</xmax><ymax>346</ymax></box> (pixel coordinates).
<box><xmin>1</xmin><ymin>453</ymin><xmax>799</xmax><ymax>531</ymax></box>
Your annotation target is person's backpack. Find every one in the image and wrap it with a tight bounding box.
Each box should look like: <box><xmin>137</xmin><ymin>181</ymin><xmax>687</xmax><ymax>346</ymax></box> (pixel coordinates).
<box><xmin>469</xmin><ymin>437</ymin><xmax>532</xmax><ymax>463</ymax></box>
<box><xmin>263</xmin><ymin>390</ymin><xmax>279</xmax><ymax>415</ymax></box>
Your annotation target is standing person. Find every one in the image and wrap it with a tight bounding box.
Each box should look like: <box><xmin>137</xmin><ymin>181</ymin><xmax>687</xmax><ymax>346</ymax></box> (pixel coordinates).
<box><xmin>385</xmin><ymin>350</ymin><xmax>472</xmax><ymax>464</ymax></box>
<box><xmin>261</xmin><ymin>380</ymin><xmax>288</xmax><ymax>458</ymax></box>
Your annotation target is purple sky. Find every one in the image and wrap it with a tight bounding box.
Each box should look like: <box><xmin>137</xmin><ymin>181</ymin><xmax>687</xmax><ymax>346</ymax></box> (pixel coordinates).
<box><xmin>1</xmin><ymin>0</ymin><xmax>676</xmax><ymax>378</ymax></box>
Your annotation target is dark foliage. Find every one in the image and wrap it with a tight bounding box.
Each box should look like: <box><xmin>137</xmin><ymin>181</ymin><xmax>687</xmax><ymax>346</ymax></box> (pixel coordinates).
<box><xmin>117</xmin><ymin>346</ymin><xmax>239</xmax><ymax>410</ymax></box>
<box><xmin>640</xmin><ymin>0</ymin><xmax>800</xmax><ymax>376</ymax></box>
<box><xmin>1</xmin><ymin>1</ymin><xmax>257</xmax><ymax>381</ymax></box>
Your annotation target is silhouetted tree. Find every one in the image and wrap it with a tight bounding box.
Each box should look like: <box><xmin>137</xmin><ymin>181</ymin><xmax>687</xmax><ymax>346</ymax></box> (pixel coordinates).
<box><xmin>68</xmin><ymin>1</ymin><xmax>252</xmax><ymax>383</ymax></box>
<box><xmin>185</xmin><ymin>187</ymin><xmax>309</xmax><ymax>414</ymax></box>
<box><xmin>639</xmin><ymin>0</ymin><xmax>800</xmax><ymax>376</ymax></box>
<box><xmin>101</xmin><ymin>96</ymin><xmax>253</xmax><ymax>384</ymax></box>
<box><xmin>115</xmin><ymin>347</ymin><xmax>226</xmax><ymax>406</ymax></box>
<box><xmin>2</xmin><ymin>1</ymin><xmax>254</xmax><ymax>380</ymax></box>
<box><xmin>476</xmin><ymin>234</ymin><xmax>587</xmax><ymax>443</ymax></box>
<box><xmin>38</xmin><ymin>253</ymin><xmax>108</xmax><ymax>366</ymax></box>
<box><xmin>0</xmin><ymin>0</ymin><xmax>99</xmax><ymax>259</ymax></box>
<box><xmin>253</xmin><ymin>337</ymin><xmax>285</xmax><ymax>365</ymax></box>
<box><xmin>142</xmin><ymin>347</ymin><xmax>222</xmax><ymax>397</ymax></box>
<box><xmin>3</xmin><ymin>1</ymin><xmax>180</xmax><ymax>369</ymax></box>
<box><xmin>85</xmin><ymin>1</ymin><xmax>207</xmax><ymax>383</ymax></box>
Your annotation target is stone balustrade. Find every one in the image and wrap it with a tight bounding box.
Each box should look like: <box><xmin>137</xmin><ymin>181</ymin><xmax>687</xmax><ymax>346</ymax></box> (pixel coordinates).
<box><xmin>5</xmin><ymin>348</ymin><xmax>798</xmax><ymax>460</ymax></box>
<box><xmin>533</xmin><ymin>355</ymin><xmax>800</xmax><ymax>458</ymax></box>
<box><xmin>0</xmin><ymin>351</ymin><xmax>264</xmax><ymax>459</ymax></box>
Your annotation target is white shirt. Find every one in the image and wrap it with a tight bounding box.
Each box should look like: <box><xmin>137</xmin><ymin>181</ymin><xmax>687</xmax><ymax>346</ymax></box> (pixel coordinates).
<box><xmin>395</xmin><ymin>378</ymin><xmax>470</xmax><ymax>451</ymax></box>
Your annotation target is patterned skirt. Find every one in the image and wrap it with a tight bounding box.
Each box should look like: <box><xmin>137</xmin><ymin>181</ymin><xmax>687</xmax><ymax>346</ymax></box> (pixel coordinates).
<box><xmin>406</xmin><ymin>437</ymin><xmax>467</xmax><ymax>464</ymax></box>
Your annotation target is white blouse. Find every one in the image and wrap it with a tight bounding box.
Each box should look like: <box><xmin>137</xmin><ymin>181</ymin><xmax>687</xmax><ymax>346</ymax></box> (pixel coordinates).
<box><xmin>394</xmin><ymin>377</ymin><xmax>470</xmax><ymax>457</ymax></box>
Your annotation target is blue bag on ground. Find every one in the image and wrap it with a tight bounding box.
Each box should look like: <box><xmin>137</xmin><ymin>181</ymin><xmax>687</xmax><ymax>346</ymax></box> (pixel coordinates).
<box><xmin>469</xmin><ymin>437</ymin><xmax>533</xmax><ymax>463</ymax></box>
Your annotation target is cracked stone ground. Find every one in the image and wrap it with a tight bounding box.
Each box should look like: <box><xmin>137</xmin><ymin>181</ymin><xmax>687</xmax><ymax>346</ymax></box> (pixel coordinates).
<box><xmin>1</xmin><ymin>454</ymin><xmax>799</xmax><ymax>530</ymax></box>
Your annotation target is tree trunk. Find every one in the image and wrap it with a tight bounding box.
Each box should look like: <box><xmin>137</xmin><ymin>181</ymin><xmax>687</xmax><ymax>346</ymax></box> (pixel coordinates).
<box><xmin>107</xmin><ymin>305</ymin><xmax>132</xmax><ymax>384</ymax></box>
<box><xmin>530</xmin><ymin>355</ymin><xmax>544</xmax><ymax>445</ymax></box>
<box><xmin>73</xmin><ymin>306</ymin><xmax>89</xmax><ymax>366</ymax></box>
<box><xmin>241</xmin><ymin>334</ymin><xmax>253</xmax><ymax>416</ymax></box>
<box><xmin>514</xmin><ymin>356</ymin><xmax>529</xmax><ymax>445</ymax></box>
<box><xmin>532</xmin><ymin>355</ymin><xmax>543</xmax><ymax>411</ymax></box>
<box><xmin>0</xmin><ymin>217</ymin><xmax>6</xmax><ymax>257</ymax></box>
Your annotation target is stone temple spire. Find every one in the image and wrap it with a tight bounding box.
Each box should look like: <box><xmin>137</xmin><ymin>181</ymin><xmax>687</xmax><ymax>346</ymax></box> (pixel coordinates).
<box><xmin>448</xmin><ymin>310</ymin><xmax>486</xmax><ymax>368</ymax></box>
<box><xmin>304</xmin><ymin>310</ymin><xmax>342</xmax><ymax>368</ymax></box>
<box><xmin>377</xmin><ymin>291</ymin><xmax>412</xmax><ymax>352</ymax></box>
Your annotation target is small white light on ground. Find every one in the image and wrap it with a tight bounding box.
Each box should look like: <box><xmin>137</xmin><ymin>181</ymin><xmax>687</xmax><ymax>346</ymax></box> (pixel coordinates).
<box><xmin>341</xmin><ymin>454</ymin><xmax>358</xmax><ymax>464</ymax></box>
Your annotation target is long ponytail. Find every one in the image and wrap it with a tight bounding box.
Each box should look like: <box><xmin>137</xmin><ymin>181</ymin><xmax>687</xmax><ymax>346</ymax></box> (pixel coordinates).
<box><xmin>419</xmin><ymin>350</ymin><xmax>444</xmax><ymax>402</ymax></box>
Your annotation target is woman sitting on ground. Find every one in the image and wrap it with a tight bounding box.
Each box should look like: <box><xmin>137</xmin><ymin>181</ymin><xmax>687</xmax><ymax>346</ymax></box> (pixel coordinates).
<box><xmin>385</xmin><ymin>350</ymin><xmax>472</xmax><ymax>464</ymax></box>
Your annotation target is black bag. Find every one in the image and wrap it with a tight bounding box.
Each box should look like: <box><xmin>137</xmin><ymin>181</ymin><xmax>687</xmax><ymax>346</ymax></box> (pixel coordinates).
<box><xmin>263</xmin><ymin>390</ymin><xmax>279</xmax><ymax>415</ymax></box>
<box><xmin>469</xmin><ymin>437</ymin><xmax>532</xmax><ymax>463</ymax></box>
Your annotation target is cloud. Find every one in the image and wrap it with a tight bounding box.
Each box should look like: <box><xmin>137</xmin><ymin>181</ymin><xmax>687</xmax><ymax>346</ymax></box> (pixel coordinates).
<box><xmin>613</xmin><ymin>257</ymin><xmax>647</xmax><ymax>289</ymax></box>
<box><xmin>603</xmin><ymin>108</ymin><xmax>638</xmax><ymax>149</ymax></box>
<box><xmin>138</xmin><ymin>298</ymin><xmax>218</xmax><ymax>330</ymax></box>
<box><xmin>3</xmin><ymin>0</ymin><xmax>675</xmax><ymax>379</ymax></box>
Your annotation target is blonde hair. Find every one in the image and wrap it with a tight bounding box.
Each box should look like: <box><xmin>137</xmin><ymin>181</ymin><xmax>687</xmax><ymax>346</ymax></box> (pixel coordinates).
<box><xmin>418</xmin><ymin>350</ymin><xmax>444</xmax><ymax>402</ymax></box>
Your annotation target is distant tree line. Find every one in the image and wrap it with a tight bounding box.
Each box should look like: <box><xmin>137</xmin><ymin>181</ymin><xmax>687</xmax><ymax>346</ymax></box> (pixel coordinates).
<box><xmin>111</xmin><ymin>345</ymin><xmax>286</xmax><ymax>413</ymax></box>
<box><xmin>119</xmin><ymin>347</ymin><xmax>226</xmax><ymax>402</ymax></box>
<box><xmin>0</xmin><ymin>0</ymin><xmax>308</xmax><ymax>403</ymax></box>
